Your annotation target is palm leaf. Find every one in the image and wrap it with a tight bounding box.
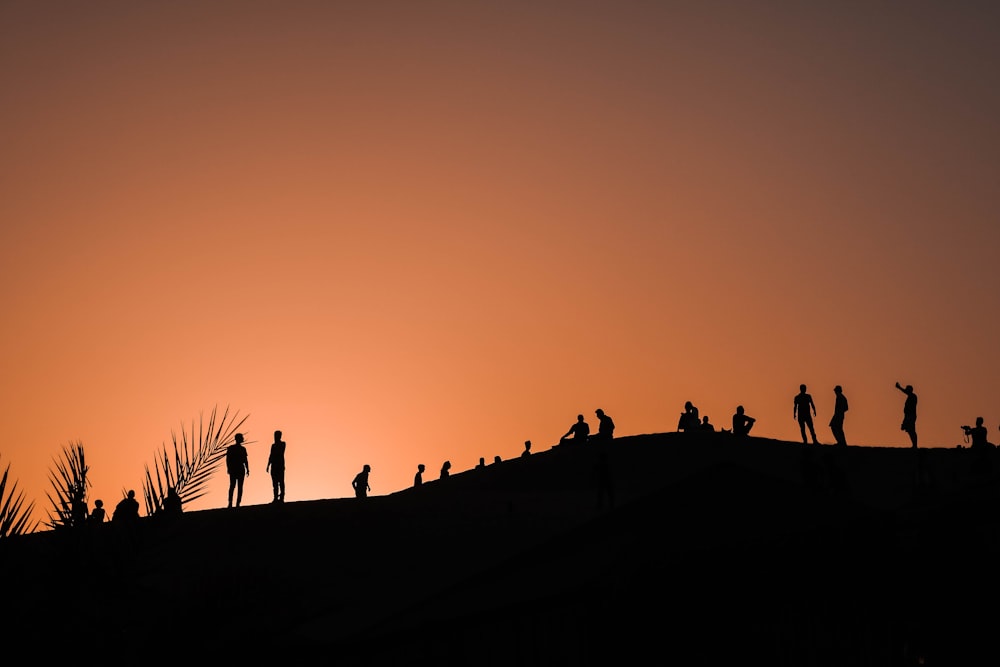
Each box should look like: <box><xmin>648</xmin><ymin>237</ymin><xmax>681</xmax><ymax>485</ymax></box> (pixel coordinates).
<box><xmin>142</xmin><ymin>405</ymin><xmax>249</xmax><ymax>515</ymax></box>
<box><xmin>44</xmin><ymin>441</ymin><xmax>89</xmax><ymax>530</ymax></box>
<box><xmin>0</xmin><ymin>456</ymin><xmax>37</xmax><ymax>538</ymax></box>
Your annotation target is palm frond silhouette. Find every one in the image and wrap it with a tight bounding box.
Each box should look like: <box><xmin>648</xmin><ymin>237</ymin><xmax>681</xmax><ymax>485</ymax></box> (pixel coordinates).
<box><xmin>45</xmin><ymin>441</ymin><xmax>89</xmax><ymax>530</ymax></box>
<box><xmin>0</xmin><ymin>454</ymin><xmax>37</xmax><ymax>538</ymax></box>
<box><xmin>143</xmin><ymin>405</ymin><xmax>249</xmax><ymax>515</ymax></box>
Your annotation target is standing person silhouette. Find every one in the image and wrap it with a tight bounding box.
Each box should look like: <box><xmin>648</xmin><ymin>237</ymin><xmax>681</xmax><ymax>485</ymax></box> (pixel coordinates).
<box><xmin>266</xmin><ymin>430</ymin><xmax>286</xmax><ymax>503</ymax></box>
<box><xmin>414</xmin><ymin>464</ymin><xmax>425</xmax><ymax>487</ymax></box>
<box><xmin>895</xmin><ymin>382</ymin><xmax>918</xmax><ymax>448</ymax></box>
<box><xmin>561</xmin><ymin>414</ymin><xmax>590</xmax><ymax>445</ymax></box>
<box><xmin>830</xmin><ymin>385</ymin><xmax>849</xmax><ymax>447</ymax></box>
<box><xmin>732</xmin><ymin>405</ymin><xmax>756</xmax><ymax>437</ymax></box>
<box><xmin>352</xmin><ymin>464</ymin><xmax>371</xmax><ymax>498</ymax></box>
<box><xmin>226</xmin><ymin>433</ymin><xmax>250</xmax><ymax>508</ymax></box>
<box><xmin>794</xmin><ymin>384</ymin><xmax>819</xmax><ymax>444</ymax></box>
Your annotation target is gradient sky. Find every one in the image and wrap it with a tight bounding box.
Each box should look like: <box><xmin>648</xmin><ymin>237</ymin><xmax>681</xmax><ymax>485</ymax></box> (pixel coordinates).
<box><xmin>2</xmin><ymin>1</ymin><xmax>999</xmax><ymax>519</ymax></box>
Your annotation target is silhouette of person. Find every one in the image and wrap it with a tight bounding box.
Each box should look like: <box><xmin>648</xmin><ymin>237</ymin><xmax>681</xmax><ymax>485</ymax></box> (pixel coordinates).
<box><xmin>113</xmin><ymin>490</ymin><xmax>140</xmax><ymax>523</ymax></box>
<box><xmin>493</xmin><ymin>455</ymin><xmax>502</xmax><ymax>465</ymax></box>
<box><xmin>793</xmin><ymin>384</ymin><xmax>819</xmax><ymax>444</ymax></box>
<box><xmin>830</xmin><ymin>385</ymin><xmax>849</xmax><ymax>447</ymax></box>
<box><xmin>962</xmin><ymin>417</ymin><xmax>992</xmax><ymax>449</ymax></box>
<box><xmin>352</xmin><ymin>464</ymin><xmax>371</xmax><ymax>498</ymax></box>
<box><xmin>476</xmin><ymin>457</ymin><xmax>487</xmax><ymax>469</ymax></box>
<box><xmin>561</xmin><ymin>414</ymin><xmax>590</xmax><ymax>445</ymax></box>
<box><xmin>593</xmin><ymin>409</ymin><xmax>615</xmax><ymax>443</ymax></box>
<box><xmin>964</xmin><ymin>417</ymin><xmax>995</xmax><ymax>476</ymax></box>
<box><xmin>162</xmin><ymin>487</ymin><xmax>182</xmax><ymax>516</ymax></box>
<box><xmin>700</xmin><ymin>415</ymin><xmax>715</xmax><ymax>432</ymax></box>
<box><xmin>678</xmin><ymin>401</ymin><xmax>700</xmax><ymax>432</ymax></box>
<box><xmin>440</xmin><ymin>460</ymin><xmax>451</xmax><ymax>479</ymax></box>
<box><xmin>89</xmin><ymin>499</ymin><xmax>106</xmax><ymax>525</ymax></box>
<box><xmin>521</xmin><ymin>440</ymin><xmax>532</xmax><ymax>458</ymax></box>
<box><xmin>732</xmin><ymin>405</ymin><xmax>756</xmax><ymax>437</ymax></box>
<box><xmin>895</xmin><ymin>382</ymin><xmax>918</xmax><ymax>448</ymax></box>
<box><xmin>266</xmin><ymin>430</ymin><xmax>286</xmax><ymax>503</ymax></box>
<box><xmin>226</xmin><ymin>433</ymin><xmax>250</xmax><ymax>508</ymax></box>
<box><xmin>414</xmin><ymin>464</ymin><xmax>425</xmax><ymax>487</ymax></box>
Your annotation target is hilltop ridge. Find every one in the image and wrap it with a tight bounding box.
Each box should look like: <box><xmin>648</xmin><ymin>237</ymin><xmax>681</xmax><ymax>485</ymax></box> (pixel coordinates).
<box><xmin>4</xmin><ymin>432</ymin><xmax>999</xmax><ymax>663</ymax></box>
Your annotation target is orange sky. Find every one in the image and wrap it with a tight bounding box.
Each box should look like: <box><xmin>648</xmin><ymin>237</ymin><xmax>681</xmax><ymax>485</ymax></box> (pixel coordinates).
<box><xmin>2</xmin><ymin>2</ymin><xmax>999</xmax><ymax>520</ymax></box>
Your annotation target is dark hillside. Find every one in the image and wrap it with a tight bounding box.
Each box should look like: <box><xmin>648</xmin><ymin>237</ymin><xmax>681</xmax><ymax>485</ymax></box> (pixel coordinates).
<box><xmin>4</xmin><ymin>432</ymin><xmax>999</xmax><ymax>664</ymax></box>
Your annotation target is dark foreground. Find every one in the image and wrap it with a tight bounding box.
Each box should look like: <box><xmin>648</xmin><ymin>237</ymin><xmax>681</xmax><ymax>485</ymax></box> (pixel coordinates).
<box><xmin>4</xmin><ymin>432</ymin><xmax>1000</xmax><ymax>665</ymax></box>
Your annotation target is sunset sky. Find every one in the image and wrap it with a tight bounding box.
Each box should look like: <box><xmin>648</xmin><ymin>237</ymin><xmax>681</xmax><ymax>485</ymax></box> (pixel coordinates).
<box><xmin>2</xmin><ymin>1</ymin><xmax>998</xmax><ymax>520</ymax></box>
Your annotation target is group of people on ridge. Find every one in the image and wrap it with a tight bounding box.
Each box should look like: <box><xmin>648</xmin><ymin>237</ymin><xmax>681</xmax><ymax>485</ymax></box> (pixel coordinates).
<box><xmin>559</xmin><ymin>408</ymin><xmax>616</xmax><ymax>446</ymax></box>
<box><xmin>673</xmin><ymin>381</ymin><xmax>925</xmax><ymax>450</ymax></box>
<box><xmin>226</xmin><ymin>430</ymin><xmax>287</xmax><ymax>508</ymax></box>
<box><xmin>677</xmin><ymin>400</ymin><xmax>758</xmax><ymax>438</ymax></box>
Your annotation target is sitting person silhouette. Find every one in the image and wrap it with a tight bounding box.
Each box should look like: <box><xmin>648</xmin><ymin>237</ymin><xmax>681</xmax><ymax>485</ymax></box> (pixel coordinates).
<box><xmin>414</xmin><ymin>463</ymin><xmax>425</xmax><ymax>487</ymax></box>
<box><xmin>440</xmin><ymin>460</ymin><xmax>451</xmax><ymax>479</ymax></box>
<box><xmin>113</xmin><ymin>490</ymin><xmax>140</xmax><ymax>523</ymax></box>
<box><xmin>88</xmin><ymin>499</ymin><xmax>106</xmax><ymax>525</ymax></box>
<box><xmin>732</xmin><ymin>405</ymin><xmax>756</xmax><ymax>437</ymax></box>
<box><xmin>162</xmin><ymin>487</ymin><xmax>182</xmax><ymax>516</ymax></box>
<box><xmin>962</xmin><ymin>417</ymin><xmax>994</xmax><ymax>449</ymax></box>
<box><xmin>700</xmin><ymin>415</ymin><xmax>715</xmax><ymax>432</ymax></box>
<box><xmin>678</xmin><ymin>401</ymin><xmax>700</xmax><ymax>432</ymax></box>
<box><xmin>560</xmin><ymin>414</ymin><xmax>590</xmax><ymax>445</ymax></box>
<box><xmin>521</xmin><ymin>440</ymin><xmax>532</xmax><ymax>457</ymax></box>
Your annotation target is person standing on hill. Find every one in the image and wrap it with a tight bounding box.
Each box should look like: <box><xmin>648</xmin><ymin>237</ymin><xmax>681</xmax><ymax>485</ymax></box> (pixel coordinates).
<box><xmin>226</xmin><ymin>433</ymin><xmax>250</xmax><ymax>508</ymax></box>
<box><xmin>793</xmin><ymin>384</ymin><xmax>819</xmax><ymax>445</ymax></box>
<box><xmin>266</xmin><ymin>430</ymin><xmax>286</xmax><ymax>503</ymax></box>
<box><xmin>829</xmin><ymin>385</ymin><xmax>849</xmax><ymax>447</ymax></box>
<box><xmin>895</xmin><ymin>382</ymin><xmax>918</xmax><ymax>448</ymax></box>
<box><xmin>353</xmin><ymin>464</ymin><xmax>371</xmax><ymax>498</ymax></box>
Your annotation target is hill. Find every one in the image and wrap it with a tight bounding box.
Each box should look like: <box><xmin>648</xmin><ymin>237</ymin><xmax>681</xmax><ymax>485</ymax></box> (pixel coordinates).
<box><xmin>4</xmin><ymin>431</ymin><xmax>1000</xmax><ymax>664</ymax></box>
